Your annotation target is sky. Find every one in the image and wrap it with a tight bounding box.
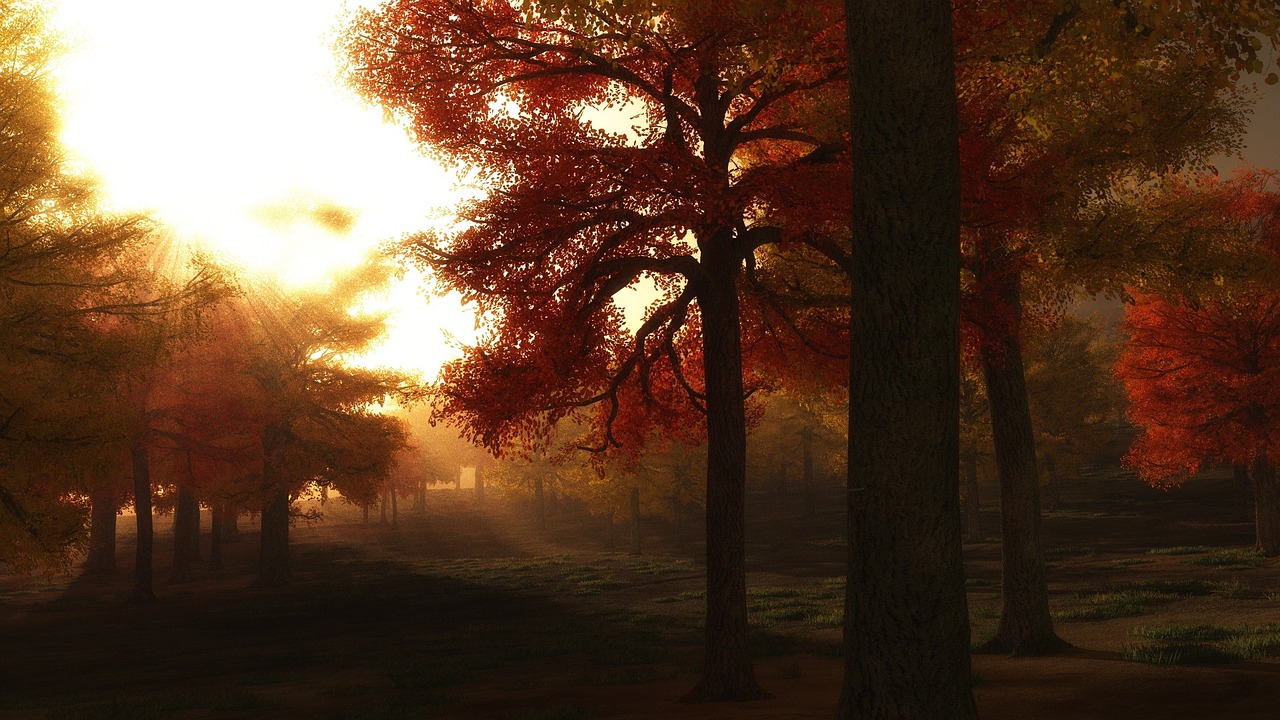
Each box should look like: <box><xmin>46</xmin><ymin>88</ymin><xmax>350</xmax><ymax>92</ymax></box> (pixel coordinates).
<box><xmin>46</xmin><ymin>1</ymin><xmax>1280</xmax><ymax>376</ymax></box>
<box><xmin>51</xmin><ymin>0</ymin><xmax>478</xmax><ymax>380</ymax></box>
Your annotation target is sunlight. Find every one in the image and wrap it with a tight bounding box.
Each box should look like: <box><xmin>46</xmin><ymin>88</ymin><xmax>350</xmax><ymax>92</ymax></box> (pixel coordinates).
<box><xmin>50</xmin><ymin>0</ymin><xmax>474</xmax><ymax>378</ymax></box>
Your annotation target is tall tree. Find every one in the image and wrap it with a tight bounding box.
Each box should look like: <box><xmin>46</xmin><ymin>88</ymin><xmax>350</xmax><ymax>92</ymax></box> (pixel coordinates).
<box><xmin>840</xmin><ymin>1</ymin><xmax>977</xmax><ymax>717</ymax></box>
<box><xmin>343</xmin><ymin>0</ymin><xmax>849</xmax><ymax>701</ymax></box>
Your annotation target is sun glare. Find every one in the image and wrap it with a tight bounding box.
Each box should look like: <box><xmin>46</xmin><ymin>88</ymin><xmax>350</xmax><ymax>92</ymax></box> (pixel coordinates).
<box><xmin>50</xmin><ymin>0</ymin><xmax>475</xmax><ymax>379</ymax></box>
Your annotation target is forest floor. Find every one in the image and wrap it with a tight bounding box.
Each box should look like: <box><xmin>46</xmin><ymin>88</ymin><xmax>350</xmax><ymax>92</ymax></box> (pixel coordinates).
<box><xmin>3</xmin><ymin>469</ymin><xmax>1280</xmax><ymax>719</ymax></box>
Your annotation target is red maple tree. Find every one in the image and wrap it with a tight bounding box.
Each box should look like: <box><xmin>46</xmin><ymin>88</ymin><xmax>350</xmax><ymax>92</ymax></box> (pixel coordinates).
<box><xmin>1119</xmin><ymin>171</ymin><xmax>1280</xmax><ymax>554</ymax></box>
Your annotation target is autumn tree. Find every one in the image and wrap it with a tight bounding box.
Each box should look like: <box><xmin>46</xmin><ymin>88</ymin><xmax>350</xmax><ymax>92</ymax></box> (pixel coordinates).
<box><xmin>344</xmin><ymin>0</ymin><xmax>849</xmax><ymax>701</ymax></box>
<box><xmin>1119</xmin><ymin>172</ymin><xmax>1280</xmax><ymax>553</ymax></box>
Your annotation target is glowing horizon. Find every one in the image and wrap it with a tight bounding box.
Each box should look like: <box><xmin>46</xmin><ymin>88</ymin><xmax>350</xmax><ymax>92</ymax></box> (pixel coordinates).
<box><xmin>51</xmin><ymin>0</ymin><xmax>478</xmax><ymax>380</ymax></box>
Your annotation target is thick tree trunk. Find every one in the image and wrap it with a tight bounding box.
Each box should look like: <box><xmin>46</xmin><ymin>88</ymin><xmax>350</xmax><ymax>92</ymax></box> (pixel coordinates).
<box><xmin>170</xmin><ymin>484</ymin><xmax>201</xmax><ymax>584</ymax></box>
<box><xmin>84</xmin><ymin>489</ymin><xmax>118</xmax><ymax>576</ymax></box>
<box><xmin>1251</xmin><ymin>456</ymin><xmax>1280</xmax><ymax>555</ymax></box>
<box><xmin>839</xmin><ymin>1</ymin><xmax>977</xmax><ymax>716</ymax></box>
<box><xmin>963</xmin><ymin>449</ymin><xmax>984</xmax><ymax>543</ymax></box>
<box><xmin>130</xmin><ymin>440</ymin><xmax>155</xmax><ymax>603</ymax></box>
<box><xmin>256</xmin><ymin>489</ymin><xmax>291</xmax><ymax>587</ymax></box>
<box><xmin>977</xmin><ymin>271</ymin><xmax>1066</xmax><ymax>655</ymax></box>
<box><xmin>681</xmin><ymin>249</ymin><xmax>768</xmax><ymax>703</ymax></box>
<box><xmin>221</xmin><ymin>505</ymin><xmax>240</xmax><ymax>543</ymax></box>
<box><xmin>629</xmin><ymin>486</ymin><xmax>642</xmax><ymax>556</ymax></box>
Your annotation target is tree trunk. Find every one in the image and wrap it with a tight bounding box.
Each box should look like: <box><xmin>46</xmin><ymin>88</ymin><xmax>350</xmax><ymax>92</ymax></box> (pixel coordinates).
<box><xmin>800</xmin><ymin>428</ymin><xmax>815</xmax><ymax>518</ymax></box>
<box><xmin>629</xmin><ymin>486</ymin><xmax>642</xmax><ymax>556</ymax></box>
<box><xmin>1042</xmin><ymin>454</ymin><xmax>1061</xmax><ymax>513</ymax></box>
<box><xmin>839</xmin><ymin>2</ymin><xmax>978</xmax><ymax>715</ymax></box>
<box><xmin>533</xmin><ymin>476</ymin><xmax>546</xmax><ymax>530</ymax></box>
<box><xmin>84</xmin><ymin>489</ymin><xmax>118</xmax><ymax>576</ymax></box>
<box><xmin>256</xmin><ymin>423</ymin><xmax>292</xmax><ymax>587</ymax></box>
<box><xmin>963</xmin><ymin>449</ymin><xmax>984</xmax><ymax>543</ymax></box>
<box><xmin>362</xmin><ymin>503</ymin><xmax>370</xmax><ymax>526</ymax></box>
<box><xmin>1234</xmin><ymin>464</ymin><xmax>1254</xmax><ymax>522</ymax></box>
<box><xmin>604</xmin><ymin>512</ymin><xmax>616</xmax><ymax>550</ymax></box>
<box><xmin>380</xmin><ymin>493</ymin><xmax>388</xmax><ymax>524</ymax></box>
<box><xmin>976</xmin><ymin>270</ymin><xmax>1066</xmax><ymax>655</ymax></box>
<box><xmin>475</xmin><ymin>463</ymin><xmax>485</xmax><ymax>503</ymax></box>
<box><xmin>1251</xmin><ymin>456</ymin><xmax>1280</xmax><ymax>555</ymax></box>
<box><xmin>681</xmin><ymin>246</ymin><xmax>768</xmax><ymax>703</ymax></box>
<box><xmin>130</xmin><ymin>440</ymin><xmax>155</xmax><ymax>603</ymax></box>
<box><xmin>210</xmin><ymin>502</ymin><xmax>223</xmax><ymax>571</ymax></box>
<box><xmin>391</xmin><ymin>484</ymin><xmax>398</xmax><ymax>527</ymax></box>
<box><xmin>170</xmin><ymin>484</ymin><xmax>201</xmax><ymax>584</ymax></box>
<box><xmin>256</xmin><ymin>488</ymin><xmax>291</xmax><ymax>587</ymax></box>
<box><xmin>221</xmin><ymin>505</ymin><xmax>240</xmax><ymax>543</ymax></box>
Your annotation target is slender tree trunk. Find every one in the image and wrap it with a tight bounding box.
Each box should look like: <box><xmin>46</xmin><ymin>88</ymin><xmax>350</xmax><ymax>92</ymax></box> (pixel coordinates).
<box><xmin>84</xmin><ymin>489</ymin><xmax>118</xmax><ymax>576</ymax></box>
<box><xmin>256</xmin><ymin>488</ymin><xmax>291</xmax><ymax>587</ymax></box>
<box><xmin>800</xmin><ymin>428</ymin><xmax>815</xmax><ymax>518</ymax></box>
<box><xmin>130</xmin><ymin>440</ymin><xmax>155</xmax><ymax>603</ymax></box>
<box><xmin>629</xmin><ymin>486</ymin><xmax>642</xmax><ymax>556</ymax></box>
<box><xmin>170</xmin><ymin>484</ymin><xmax>201</xmax><ymax>584</ymax></box>
<box><xmin>604</xmin><ymin>512</ymin><xmax>616</xmax><ymax>550</ymax></box>
<box><xmin>256</xmin><ymin>423</ymin><xmax>291</xmax><ymax>587</ymax></box>
<box><xmin>475</xmin><ymin>463</ymin><xmax>485</xmax><ymax>503</ymax></box>
<box><xmin>534</xmin><ymin>476</ymin><xmax>546</xmax><ymax>530</ymax></box>
<box><xmin>1234</xmin><ymin>464</ymin><xmax>1254</xmax><ymax>523</ymax></box>
<box><xmin>976</xmin><ymin>270</ymin><xmax>1066</xmax><ymax>655</ymax></box>
<box><xmin>1042</xmin><ymin>454</ymin><xmax>1061</xmax><ymax>513</ymax></box>
<box><xmin>839</xmin><ymin>2</ymin><xmax>977</xmax><ymax>715</ymax></box>
<box><xmin>963</xmin><ymin>449</ymin><xmax>984</xmax><ymax>543</ymax></box>
<box><xmin>1251</xmin><ymin>456</ymin><xmax>1280</xmax><ymax>556</ymax></box>
<box><xmin>210</xmin><ymin>502</ymin><xmax>223</xmax><ymax>571</ymax></box>
<box><xmin>221</xmin><ymin>506</ymin><xmax>240</xmax><ymax>543</ymax></box>
<box><xmin>391</xmin><ymin>484</ymin><xmax>398</xmax><ymax>527</ymax></box>
<box><xmin>682</xmin><ymin>248</ymin><xmax>768</xmax><ymax>703</ymax></box>
<box><xmin>380</xmin><ymin>493</ymin><xmax>388</xmax><ymax>524</ymax></box>
<box><xmin>362</xmin><ymin>503</ymin><xmax>370</xmax><ymax>526</ymax></box>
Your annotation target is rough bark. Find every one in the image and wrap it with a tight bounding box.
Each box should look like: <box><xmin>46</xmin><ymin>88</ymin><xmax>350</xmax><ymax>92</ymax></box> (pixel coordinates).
<box><xmin>1251</xmin><ymin>456</ymin><xmax>1280</xmax><ymax>556</ymax></box>
<box><xmin>170</xmin><ymin>484</ymin><xmax>201</xmax><ymax>583</ymax></box>
<box><xmin>977</xmin><ymin>271</ymin><xmax>1066</xmax><ymax>655</ymax></box>
<box><xmin>130</xmin><ymin>440</ymin><xmax>155</xmax><ymax>603</ymax></box>
<box><xmin>963</xmin><ymin>449</ymin><xmax>985</xmax><ymax>543</ymax></box>
<box><xmin>839</xmin><ymin>1</ymin><xmax>978</xmax><ymax>716</ymax></box>
<box><xmin>681</xmin><ymin>245</ymin><xmax>768</xmax><ymax>703</ymax></box>
<box><xmin>84</xmin><ymin>489</ymin><xmax>119</xmax><ymax>576</ymax></box>
<box><xmin>629</xmin><ymin>486</ymin><xmax>642</xmax><ymax>556</ymax></box>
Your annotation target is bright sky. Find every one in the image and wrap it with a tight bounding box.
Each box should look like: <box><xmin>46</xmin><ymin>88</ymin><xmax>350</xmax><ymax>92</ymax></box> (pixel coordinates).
<box><xmin>51</xmin><ymin>0</ymin><xmax>477</xmax><ymax>380</ymax></box>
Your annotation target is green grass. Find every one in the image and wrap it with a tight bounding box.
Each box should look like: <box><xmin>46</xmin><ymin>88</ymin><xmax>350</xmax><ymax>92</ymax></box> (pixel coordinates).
<box><xmin>1147</xmin><ymin>545</ymin><xmax>1211</xmax><ymax>555</ymax></box>
<box><xmin>1053</xmin><ymin>590</ymin><xmax>1175</xmax><ymax>621</ymax></box>
<box><xmin>1044</xmin><ymin>546</ymin><xmax>1099</xmax><ymax>561</ymax></box>
<box><xmin>1187</xmin><ymin>549</ymin><xmax>1266</xmax><ymax>569</ymax></box>
<box><xmin>1126</xmin><ymin>623</ymin><xmax>1280</xmax><ymax>664</ymax></box>
<box><xmin>1111</xmin><ymin>558</ymin><xmax>1156</xmax><ymax>568</ymax></box>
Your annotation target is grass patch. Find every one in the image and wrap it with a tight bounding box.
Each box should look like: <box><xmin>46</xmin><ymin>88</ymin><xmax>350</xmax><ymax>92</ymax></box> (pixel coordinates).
<box><xmin>1101</xmin><ymin>579</ymin><xmax>1217</xmax><ymax>597</ymax></box>
<box><xmin>1148</xmin><ymin>545</ymin><xmax>1211</xmax><ymax>555</ymax></box>
<box><xmin>1187</xmin><ymin>549</ymin><xmax>1265</xmax><ymax>569</ymax></box>
<box><xmin>1054</xmin><ymin>591</ymin><xmax>1174</xmax><ymax>621</ymax></box>
<box><xmin>1111</xmin><ymin>558</ymin><xmax>1155</xmax><ymax>568</ymax></box>
<box><xmin>1124</xmin><ymin>643</ymin><xmax>1243</xmax><ymax>665</ymax></box>
<box><xmin>1133</xmin><ymin>623</ymin><xmax>1240</xmax><ymax>642</ymax></box>
<box><xmin>971</xmin><ymin>604</ymin><xmax>999</xmax><ymax>620</ymax></box>
<box><xmin>1044</xmin><ymin>546</ymin><xmax>1099</xmax><ymax>560</ymax></box>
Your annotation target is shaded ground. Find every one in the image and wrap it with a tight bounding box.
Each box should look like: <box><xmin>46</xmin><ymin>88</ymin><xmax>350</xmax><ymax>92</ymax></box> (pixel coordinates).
<box><xmin>3</xmin><ymin>468</ymin><xmax>1280</xmax><ymax>719</ymax></box>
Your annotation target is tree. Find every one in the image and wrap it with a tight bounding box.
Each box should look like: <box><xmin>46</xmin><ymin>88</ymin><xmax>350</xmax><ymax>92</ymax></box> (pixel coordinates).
<box><xmin>1118</xmin><ymin>173</ymin><xmax>1280</xmax><ymax>553</ymax></box>
<box><xmin>343</xmin><ymin>0</ymin><xmax>849</xmax><ymax>701</ymax></box>
<box><xmin>839</xmin><ymin>1</ymin><xmax>978</xmax><ymax>717</ymax></box>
